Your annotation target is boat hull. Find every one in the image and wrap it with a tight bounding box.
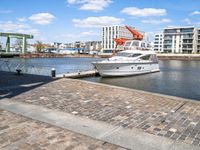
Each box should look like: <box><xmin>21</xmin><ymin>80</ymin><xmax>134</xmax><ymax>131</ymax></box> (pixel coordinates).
<box><xmin>93</xmin><ymin>62</ymin><xmax>160</xmax><ymax>77</ymax></box>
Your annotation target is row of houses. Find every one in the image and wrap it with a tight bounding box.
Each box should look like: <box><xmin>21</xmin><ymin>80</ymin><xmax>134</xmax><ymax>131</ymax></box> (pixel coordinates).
<box><xmin>154</xmin><ymin>26</ymin><xmax>200</xmax><ymax>53</ymax></box>
<box><xmin>50</xmin><ymin>41</ymin><xmax>102</xmax><ymax>52</ymax></box>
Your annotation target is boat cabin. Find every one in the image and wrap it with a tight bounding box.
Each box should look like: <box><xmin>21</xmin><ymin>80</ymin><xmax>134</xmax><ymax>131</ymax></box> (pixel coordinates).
<box><xmin>115</xmin><ymin>50</ymin><xmax>158</xmax><ymax>63</ymax></box>
<box><xmin>123</xmin><ymin>40</ymin><xmax>152</xmax><ymax>50</ymax></box>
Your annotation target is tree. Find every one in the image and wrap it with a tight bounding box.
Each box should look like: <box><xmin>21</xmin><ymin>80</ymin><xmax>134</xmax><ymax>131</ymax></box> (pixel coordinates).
<box><xmin>35</xmin><ymin>41</ymin><xmax>44</xmax><ymax>53</ymax></box>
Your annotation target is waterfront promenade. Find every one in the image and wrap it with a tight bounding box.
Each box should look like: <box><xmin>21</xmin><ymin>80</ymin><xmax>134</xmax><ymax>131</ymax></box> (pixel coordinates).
<box><xmin>0</xmin><ymin>71</ymin><xmax>200</xmax><ymax>149</ymax></box>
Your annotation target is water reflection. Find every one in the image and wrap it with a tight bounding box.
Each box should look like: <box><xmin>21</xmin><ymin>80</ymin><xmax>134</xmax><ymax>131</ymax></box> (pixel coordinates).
<box><xmin>84</xmin><ymin>60</ymin><xmax>200</xmax><ymax>101</ymax></box>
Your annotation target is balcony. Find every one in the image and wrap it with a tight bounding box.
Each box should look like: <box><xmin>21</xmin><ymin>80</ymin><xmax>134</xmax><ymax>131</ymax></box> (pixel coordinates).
<box><xmin>182</xmin><ymin>42</ymin><xmax>193</xmax><ymax>45</ymax></box>
<box><xmin>182</xmin><ymin>36</ymin><xmax>193</xmax><ymax>39</ymax></box>
<box><xmin>164</xmin><ymin>37</ymin><xmax>172</xmax><ymax>40</ymax></box>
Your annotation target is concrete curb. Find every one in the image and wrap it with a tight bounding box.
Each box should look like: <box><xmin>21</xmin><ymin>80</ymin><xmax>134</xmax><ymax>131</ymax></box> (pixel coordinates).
<box><xmin>0</xmin><ymin>100</ymin><xmax>199</xmax><ymax>150</ymax></box>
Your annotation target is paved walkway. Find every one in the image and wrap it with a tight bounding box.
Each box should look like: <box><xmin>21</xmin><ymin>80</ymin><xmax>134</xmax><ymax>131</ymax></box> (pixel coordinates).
<box><xmin>10</xmin><ymin>78</ymin><xmax>200</xmax><ymax>146</ymax></box>
<box><xmin>0</xmin><ymin>109</ymin><xmax>125</xmax><ymax>150</ymax></box>
<box><xmin>0</xmin><ymin>71</ymin><xmax>200</xmax><ymax>149</ymax></box>
<box><xmin>1</xmin><ymin>101</ymin><xmax>199</xmax><ymax>150</ymax></box>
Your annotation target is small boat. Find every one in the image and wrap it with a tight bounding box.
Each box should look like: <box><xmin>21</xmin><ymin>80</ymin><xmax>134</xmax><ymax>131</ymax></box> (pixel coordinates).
<box><xmin>92</xmin><ymin>40</ymin><xmax>160</xmax><ymax>77</ymax></box>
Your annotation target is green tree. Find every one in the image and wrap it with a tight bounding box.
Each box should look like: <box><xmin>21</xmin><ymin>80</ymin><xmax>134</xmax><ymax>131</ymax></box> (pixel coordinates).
<box><xmin>35</xmin><ymin>41</ymin><xmax>44</xmax><ymax>53</ymax></box>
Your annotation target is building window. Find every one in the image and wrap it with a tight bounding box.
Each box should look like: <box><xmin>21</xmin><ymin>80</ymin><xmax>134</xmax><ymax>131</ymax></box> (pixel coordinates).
<box><xmin>180</xmin><ymin>28</ymin><xmax>193</xmax><ymax>33</ymax></box>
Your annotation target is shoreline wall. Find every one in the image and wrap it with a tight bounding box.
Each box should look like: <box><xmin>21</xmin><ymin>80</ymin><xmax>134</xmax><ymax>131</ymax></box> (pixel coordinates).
<box><xmin>20</xmin><ymin>53</ymin><xmax>98</xmax><ymax>58</ymax></box>
<box><xmin>157</xmin><ymin>54</ymin><xmax>200</xmax><ymax>60</ymax></box>
<box><xmin>1</xmin><ymin>53</ymin><xmax>200</xmax><ymax>61</ymax></box>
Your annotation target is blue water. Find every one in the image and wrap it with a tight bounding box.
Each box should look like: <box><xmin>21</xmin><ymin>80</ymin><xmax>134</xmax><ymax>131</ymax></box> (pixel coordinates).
<box><xmin>0</xmin><ymin>57</ymin><xmax>101</xmax><ymax>76</ymax></box>
<box><xmin>83</xmin><ymin>60</ymin><xmax>200</xmax><ymax>101</ymax></box>
<box><xmin>1</xmin><ymin>57</ymin><xmax>200</xmax><ymax>100</ymax></box>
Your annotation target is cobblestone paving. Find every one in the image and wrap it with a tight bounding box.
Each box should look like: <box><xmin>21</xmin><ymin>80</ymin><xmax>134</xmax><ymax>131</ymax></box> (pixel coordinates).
<box><xmin>0</xmin><ymin>109</ymin><xmax>125</xmax><ymax>150</ymax></box>
<box><xmin>11</xmin><ymin>79</ymin><xmax>200</xmax><ymax>146</ymax></box>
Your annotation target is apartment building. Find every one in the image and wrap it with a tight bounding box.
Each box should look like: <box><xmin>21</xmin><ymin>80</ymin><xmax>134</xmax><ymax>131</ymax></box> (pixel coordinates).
<box><xmin>84</xmin><ymin>41</ymin><xmax>102</xmax><ymax>52</ymax></box>
<box><xmin>197</xmin><ymin>29</ymin><xmax>200</xmax><ymax>53</ymax></box>
<box><xmin>164</xmin><ymin>26</ymin><xmax>198</xmax><ymax>53</ymax></box>
<box><xmin>154</xmin><ymin>26</ymin><xmax>200</xmax><ymax>53</ymax></box>
<box><xmin>102</xmin><ymin>25</ymin><xmax>134</xmax><ymax>50</ymax></box>
<box><xmin>153</xmin><ymin>33</ymin><xmax>163</xmax><ymax>52</ymax></box>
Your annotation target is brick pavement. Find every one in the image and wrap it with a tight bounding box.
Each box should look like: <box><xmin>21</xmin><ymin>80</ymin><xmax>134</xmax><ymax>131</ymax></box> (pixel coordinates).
<box><xmin>9</xmin><ymin>78</ymin><xmax>200</xmax><ymax>146</ymax></box>
<box><xmin>0</xmin><ymin>109</ymin><xmax>125</xmax><ymax>150</ymax></box>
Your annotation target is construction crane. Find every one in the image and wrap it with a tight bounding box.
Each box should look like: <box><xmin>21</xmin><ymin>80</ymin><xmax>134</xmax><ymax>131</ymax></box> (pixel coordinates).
<box><xmin>114</xmin><ymin>26</ymin><xmax>144</xmax><ymax>50</ymax></box>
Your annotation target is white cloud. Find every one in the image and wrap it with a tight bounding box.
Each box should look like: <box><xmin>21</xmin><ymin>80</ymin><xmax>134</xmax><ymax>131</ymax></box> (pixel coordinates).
<box><xmin>29</xmin><ymin>13</ymin><xmax>55</xmax><ymax>25</ymax></box>
<box><xmin>17</xmin><ymin>17</ymin><xmax>27</xmax><ymax>22</ymax></box>
<box><xmin>67</xmin><ymin>0</ymin><xmax>112</xmax><ymax>12</ymax></box>
<box><xmin>72</xmin><ymin>16</ymin><xmax>123</xmax><ymax>28</ymax></box>
<box><xmin>0</xmin><ymin>21</ymin><xmax>39</xmax><ymax>36</ymax></box>
<box><xmin>80</xmin><ymin>30</ymin><xmax>98</xmax><ymax>36</ymax></box>
<box><xmin>55</xmin><ymin>30</ymin><xmax>100</xmax><ymax>42</ymax></box>
<box><xmin>17</xmin><ymin>29</ymin><xmax>40</xmax><ymax>36</ymax></box>
<box><xmin>68</xmin><ymin>0</ymin><xmax>77</xmax><ymax>4</ymax></box>
<box><xmin>141</xmin><ymin>18</ymin><xmax>171</xmax><ymax>24</ymax></box>
<box><xmin>190</xmin><ymin>11</ymin><xmax>200</xmax><ymax>15</ymax></box>
<box><xmin>121</xmin><ymin>7</ymin><xmax>166</xmax><ymax>17</ymax></box>
<box><xmin>60</xmin><ymin>30</ymin><xmax>98</xmax><ymax>38</ymax></box>
<box><xmin>0</xmin><ymin>21</ymin><xmax>30</xmax><ymax>32</ymax></box>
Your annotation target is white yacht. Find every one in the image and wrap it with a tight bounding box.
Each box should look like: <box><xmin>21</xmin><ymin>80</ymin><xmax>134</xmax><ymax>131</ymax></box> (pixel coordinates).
<box><xmin>92</xmin><ymin>40</ymin><xmax>160</xmax><ymax>77</ymax></box>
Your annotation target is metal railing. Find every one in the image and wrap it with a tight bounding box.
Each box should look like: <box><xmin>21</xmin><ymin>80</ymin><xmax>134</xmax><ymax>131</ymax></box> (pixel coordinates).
<box><xmin>0</xmin><ymin>59</ymin><xmax>51</xmax><ymax>76</ymax></box>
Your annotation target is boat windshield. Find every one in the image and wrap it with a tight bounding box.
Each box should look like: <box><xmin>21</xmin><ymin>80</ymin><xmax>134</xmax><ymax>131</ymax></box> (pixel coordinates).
<box><xmin>117</xmin><ymin>52</ymin><xmax>141</xmax><ymax>57</ymax></box>
<box><xmin>131</xmin><ymin>41</ymin><xmax>139</xmax><ymax>47</ymax></box>
<box><xmin>125</xmin><ymin>41</ymin><xmax>131</xmax><ymax>47</ymax></box>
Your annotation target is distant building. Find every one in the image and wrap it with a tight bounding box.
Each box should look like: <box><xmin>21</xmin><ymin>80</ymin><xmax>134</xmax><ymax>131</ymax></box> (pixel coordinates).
<box><xmin>153</xmin><ymin>33</ymin><xmax>163</xmax><ymax>52</ymax></box>
<box><xmin>51</xmin><ymin>42</ymin><xmax>62</xmax><ymax>48</ymax></box>
<box><xmin>74</xmin><ymin>41</ymin><xmax>84</xmax><ymax>48</ymax></box>
<box><xmin>198</xmin><ymin>29</ymin><xmax>200</xmax><ymax>53</ymax></box>
<box><xmin>84</xmin><ymin>41</ymin><xmax>102</xmax><ymax>52</ymax></box>
<box><xmin>102</xmin><ymin>25</ymin><xmax>135</xmax><ymax>50</ymax></box>
<box><xmin>65</xmin><ymin>43</ymin><xmax>74</xmax><ymax>48</ymax></box>
<box><xmin>154</xmin><ymin>26</ymin><xmax>200</xmax><ymax>53</ymax></box>
<box><xmin>58</xmin><ymin>43</ymin><xmax>68</xmax><ymax>49</ymax></box>
<box><xmin>164</xmin><ymin>26</ymin><xmax>198</xmax><ymax>53</ymax></box>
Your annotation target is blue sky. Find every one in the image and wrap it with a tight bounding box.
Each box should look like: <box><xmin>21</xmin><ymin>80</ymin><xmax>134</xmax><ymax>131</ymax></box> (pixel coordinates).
<box><xmin>0</xmin><ymin>0</ymin><xmax>200</xmax><ymax>43</ymax></box>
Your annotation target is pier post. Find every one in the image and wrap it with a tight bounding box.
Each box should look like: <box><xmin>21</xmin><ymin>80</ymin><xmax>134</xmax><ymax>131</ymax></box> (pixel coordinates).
<box><xmin>22</xmin><ymin>37</ymin><xmax>27</xmax><ymax>54</ymax></box>
<box><xmin>6</xmin><ymin>36</ymin><xmax>10</xmax><ymax>53</ymax></box>
<box><xmin>51</xmin><ymin>68</ymin><xmax>56</xmax><ymax>77</ymax></box>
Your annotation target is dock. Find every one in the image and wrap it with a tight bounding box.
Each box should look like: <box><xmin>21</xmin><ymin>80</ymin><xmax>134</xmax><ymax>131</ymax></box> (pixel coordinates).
<box><xmin>56</xmin><ymin>70</ymin><xmax>99</xmax><ymax>78</ymax></box>
<box><xmin>0</xmin><ymin>52</ymin><xmax>20</xmax><ymax>58</ymax></box>
<box><xmin>0</xmin><ymin>71</ymin><xmax>200</xmax><ymax>150</ymax></box>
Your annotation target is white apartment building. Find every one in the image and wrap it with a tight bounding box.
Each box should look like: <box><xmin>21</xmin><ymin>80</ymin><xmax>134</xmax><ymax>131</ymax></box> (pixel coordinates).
<box><xmin>84</xmin><ymin>41</ymin><xmax>102</xmax><ymax>52</ymax></box>
<box><xmin>102</xmin><ymin>25</ymin><xmax>134</xmax><ymax>50</ymax></box>
<box><xmin>163</xmin><ymin>26</ymin><xmax>199</xmax><ymax>53</ymax></box>
<box><xmin>198</xmin><ymin>29</ymin><xmax>200</xmax><ymax>53</ymax></box>
<box><xmin>154</xmin><ymin>26</ymin><xmax>200</xmax><ymax>53</ymax></box>
<box><xmin>153</xmin><ymin>33</ymin><xmax>163</xmax><ymax>52</ymax></box>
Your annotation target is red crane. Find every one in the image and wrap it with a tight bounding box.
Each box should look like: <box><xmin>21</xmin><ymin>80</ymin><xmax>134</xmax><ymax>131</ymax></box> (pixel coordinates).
<box><xmin>114</xmin><ymin>26</ymin><xmax>144</xmax><ymax>50</ymax></box>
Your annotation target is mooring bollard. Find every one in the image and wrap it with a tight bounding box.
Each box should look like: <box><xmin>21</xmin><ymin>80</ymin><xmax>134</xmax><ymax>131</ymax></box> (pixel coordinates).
<box><xmin>16</xmin><ymin>69</ymin><xmax>22</xmax><ymax>76</ymax></box>
<box><xmin>51</xmin><ymin>68</ymin><xmax>56</xmax><ymax>77</ymax></box>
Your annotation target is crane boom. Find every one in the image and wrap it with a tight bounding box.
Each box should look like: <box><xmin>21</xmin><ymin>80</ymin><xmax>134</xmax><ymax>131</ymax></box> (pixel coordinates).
<box><xmin>125</xmin><ymin>26</ymin><xmax>143</xmax><ymax>40</ymax></box>
<box><xmin>114</xmin><ymin>26</ymin><xmax>144</xmax><ymax>50</ymax></box>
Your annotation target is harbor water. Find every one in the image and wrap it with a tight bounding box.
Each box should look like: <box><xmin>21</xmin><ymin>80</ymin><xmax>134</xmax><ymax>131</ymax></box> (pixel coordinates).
<box><xmin>0</xmin><ymin>57</ymin><xmax>200</xmax><ymax>100</ymax></box>
<box><xmin>84</xmin><ymin>60</ymin><xmax>200</xmax><ymax>101</ymax></box>
<box><xmin>0</xmin><ymin>57</ymin><xmax>101</xmax><ymax>76</ymax></box>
